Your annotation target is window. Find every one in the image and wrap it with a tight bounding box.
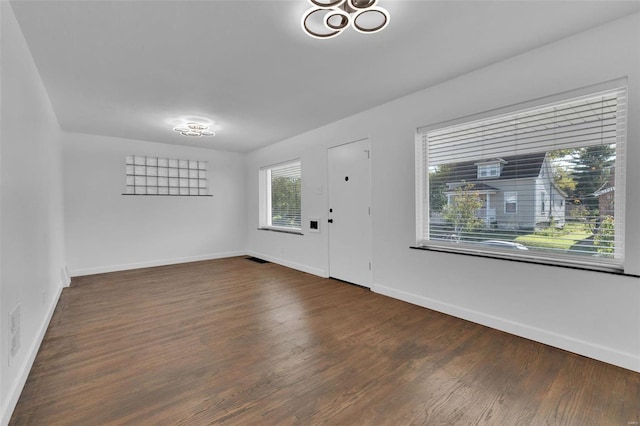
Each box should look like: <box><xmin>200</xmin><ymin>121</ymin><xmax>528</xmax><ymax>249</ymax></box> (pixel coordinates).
<box><xmin>416</xmin><ymin>85</ymin><xmax>627</xmax><ymax>273</ymax></box>
<box><xmin>477</xmin><ymin>163</ymin><xmax>500</xmax><ymax>178</ymax></box>
<box><xmin>124</xmin><ymin>155</ymin><xmax>209</xmax><ymax>196</ymax></box>
<box><xmin>505</xmin><ymin>192</ymin><xmax>517</xmax><ymax>214</ymax></box>
<box><xmin>259</xmin><ymin>160</ymin><xmax>302</xmax><ymax>232</ymax></box>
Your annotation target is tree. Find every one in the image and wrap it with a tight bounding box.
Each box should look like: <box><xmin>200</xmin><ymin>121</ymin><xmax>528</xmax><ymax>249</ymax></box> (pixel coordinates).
<box><xmin>429</xmin><ymin>164</ymin><xmax>452</xmax><ymax>212</ymax></box>
<box><xmin>271</xmin><ymin>175</ymin><xmax>301</xmax><ymax>227</ymax></box>
<box><xmin>570</xmin><ymin>144</ymin><xmax>615</xmax><ymax>211</ymax></box>
<box><xmin>569</xmin><ymin>201</ymin><xmax>597</xmax><ymax>234</ymax></box>
<box><xmin>594</xmin><ymin>216</ymin><xmax>615</xmax><ymax>255</ymax></box>
<box><xmin>547</xmin><ymin>149</ymin><xmax>577</xmax><ymax>195</ymax></box>
<box><xmin>552</xmin><ymin>164</ymin><xmax>577</xmax><ymax>194</ymax></box>
<box><xmin>442</xmin><ymin>182</ymin><xmax>483</xmax><ymax>240</ymax></box>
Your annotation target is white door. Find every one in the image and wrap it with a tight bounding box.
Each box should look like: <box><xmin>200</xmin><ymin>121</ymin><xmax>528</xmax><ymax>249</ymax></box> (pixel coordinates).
<box><xmin>328</xmin><ymin>138</ymin><xmax>372</xmax><ymax>287</ymax></box>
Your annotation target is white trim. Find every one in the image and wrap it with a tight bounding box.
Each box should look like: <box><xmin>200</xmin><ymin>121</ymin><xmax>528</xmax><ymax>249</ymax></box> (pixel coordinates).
<box><xmin>62</xmin><ymin>266</ymin><xmax>71</xmax><ymax>287</ymax></box>
<box><xmin>416</xmin><ymin>83</ymin><xmax>628</xmax><ymax>273</ymax></box>
<box><xmin>504</xmin><ymin>190</ymin><xmax>518</xmax><ymax>214</ymax></box>
<box><xmin>1</xmin><ymin>280</ymin><xmax>64</xmax><ymax>426</ymax></box>
<box><xmin>372</xmin><ymin>283</ymin><xmax>640</xmax><ymax>373</ymax></box>
<box><xmin>246</xmin><ymin>250</ymin><xmax>328</xmax><ymax>278</ymax></box>
<box><xmin>68</xmin><ymin>251</ymin><xmax>245</xmax><ymax>277</ymax></box>
<box><xmin>259</xmin><ymin>158</ymin><xmax>301</xmax><ymax>172</ymax></box>
<box><xmin>417</xmin><ymin>78</ymin><xmax>628</xmax><ymax>135</ymax></box>
<box><xmin>444</xmin><ymin>189</ymin><xmax>497</xmax><ymax>196</ymax></box>
<box><xmin>477</xmin><ymin>163</ymin><xmax>500</xmax><ymax>179</ymax></box>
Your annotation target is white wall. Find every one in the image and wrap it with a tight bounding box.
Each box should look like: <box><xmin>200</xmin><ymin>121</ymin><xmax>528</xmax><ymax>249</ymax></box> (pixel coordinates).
<box><xmin>0</xmin><ymin>9</ymin><xmax>637</xmax><ymax>426</ymax></box>
<box><xmin>0</xmin><ymin>3</ymin><xmax>68</xmax><ymax>424</ymax></box>
<box><xmin>246</xmin><ymin>14</ymin><xmax>640</xmax><ymax>372</ymax></box>
<box><xmin>63</xmin><ymin>133</ymin><xmax>247</xmax><ymax>276</ymax></box>
<box><xmin>246</xmin><ymin>146</ymin><xmax>330</xmax><ymax>277</ymax></box>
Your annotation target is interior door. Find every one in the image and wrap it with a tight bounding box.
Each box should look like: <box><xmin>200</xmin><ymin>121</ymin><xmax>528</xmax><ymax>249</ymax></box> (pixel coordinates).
<box><xmin>328</xmin><ymin>138</ymin><xmax>372</xmax><ymax>287</ymax></box>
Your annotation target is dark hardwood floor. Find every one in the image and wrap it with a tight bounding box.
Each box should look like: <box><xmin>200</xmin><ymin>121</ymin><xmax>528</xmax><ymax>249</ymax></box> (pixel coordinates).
<box><xmin>10</xmin><ymin>257</ymin><xmax>640</xmax><ymax>425</ymax></box>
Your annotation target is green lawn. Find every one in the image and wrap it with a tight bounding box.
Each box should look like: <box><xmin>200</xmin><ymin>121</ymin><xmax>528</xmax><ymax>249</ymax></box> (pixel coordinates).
<box><xmin>515</xmin><ymin>225</ymin><xmax>593</xmax><ymax>251</ymax></box>
<box><xmin>432</xmin><ymin>221</ymin><xmax>598</xmax><ymax>254</ymax></box>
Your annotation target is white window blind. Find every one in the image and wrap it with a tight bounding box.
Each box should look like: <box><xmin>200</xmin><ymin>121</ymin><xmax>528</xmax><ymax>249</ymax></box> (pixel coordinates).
<box><xmin>416</xmin><ymin>87</ymin><xmax>627</xmax><ymax>273</ymax></box>
<box><xmin>260</xmin><ymin>160</ymin><xmax>302</xmax><ymax>231</ymax></box>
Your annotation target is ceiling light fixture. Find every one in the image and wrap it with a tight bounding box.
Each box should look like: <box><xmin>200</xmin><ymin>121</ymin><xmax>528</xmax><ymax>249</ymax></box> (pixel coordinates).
<box><xmin>302</xmin><ymin>0</ymin><xmax>389</xmax><ymax>40</ymax></box>
<box><xmin>173</xmin><ymin>122</ymin><xmax>216</xmax><ymax>137</ymax></box>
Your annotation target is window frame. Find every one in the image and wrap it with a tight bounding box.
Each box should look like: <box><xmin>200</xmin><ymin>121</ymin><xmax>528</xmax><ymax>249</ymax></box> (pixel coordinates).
<box><xmin>415</xmin><ymin>80</ymin><xmax>627</xmax><ymax>274</ymax></box>
<box><xmin>477</xmin><ymin>163</ymin><xmax>500</xmax><ymax>179</ymax></box>
<box><xmin>504</xmin><ymin>191</ymin><xmax>518</xmax><ymax>214</ymax></box>
<box><xmin>259</xmin><ymin>159</ymin><xmax>302</xmax><ymax>234</ymax></box>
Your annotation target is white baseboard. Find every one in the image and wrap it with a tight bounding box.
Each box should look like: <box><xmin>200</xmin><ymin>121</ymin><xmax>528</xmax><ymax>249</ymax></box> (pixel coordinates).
<box><xmin>62</xmin><ymin>266</ymin><xmax>71</xmax><ymax>287</ymax></box>
<box><xmin>373</xmin><ymin>284</ymin><xmax>640</xmax><ymax>373</ymax></box>
<box><xmin>0</xmin><ymin>280</ymin><xmax>64</xmax><ymax>426</ymax></box>
<box><xmin>246</xmin><ymin>251</ymin><xmax>329</xmax><ymax>278</ymax></box>
<box><xmin>69</xmin><ymin>251</ymin><xmax>246</xmax><ymax>277</ymax></box>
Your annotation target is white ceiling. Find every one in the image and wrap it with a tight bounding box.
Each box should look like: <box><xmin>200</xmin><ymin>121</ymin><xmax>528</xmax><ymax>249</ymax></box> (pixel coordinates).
<box><xmin>9</xmin><ymin>0</ymin><xmax>640</xmax><ymax>152</ymax></box>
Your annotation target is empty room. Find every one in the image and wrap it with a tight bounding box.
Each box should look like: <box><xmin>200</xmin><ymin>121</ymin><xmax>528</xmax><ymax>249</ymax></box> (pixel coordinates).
<box><xmin>1</xmin><ymin>0</ymin><xmax>639</xmax><ymax>424</ymax></box>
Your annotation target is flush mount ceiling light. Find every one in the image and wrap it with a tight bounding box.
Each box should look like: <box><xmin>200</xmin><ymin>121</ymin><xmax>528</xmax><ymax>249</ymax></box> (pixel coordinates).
<box><xmin>302</xmin><ymin>0</ymin><xmax>389</xmax><ymax>39</ymax></box>
<box><xmin>173</xmin><ymin>122</ymin><xmax>216</xmax><ymax>137</ymax></box>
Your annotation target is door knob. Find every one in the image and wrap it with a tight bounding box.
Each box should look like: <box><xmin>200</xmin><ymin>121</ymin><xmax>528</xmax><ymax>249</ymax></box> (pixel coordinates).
<box><xmin>328</xmin><ymin>219</ymin><xmax>333</xmax><ymax>223</ymax></box>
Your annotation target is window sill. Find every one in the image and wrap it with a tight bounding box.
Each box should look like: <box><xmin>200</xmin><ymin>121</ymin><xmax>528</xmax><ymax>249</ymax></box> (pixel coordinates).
<box><xmin>410</xmin><ymin>245</ymin><xmax>638</xmax><ymax>278</ymax></box>
<box><xmin>122</xmin><ymin>194</ymin><xmax>213</xmax><ymax>197</ymax></box>
<box><xmin>258</xmin><ymin>227</ymin><xmax>303</xmax><ymax>236</ymax></box>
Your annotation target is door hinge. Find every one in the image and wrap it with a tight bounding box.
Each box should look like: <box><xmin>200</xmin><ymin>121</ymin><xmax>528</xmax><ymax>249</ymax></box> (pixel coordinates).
<box><xmin>364</xmin><ymin>149</ymin><xmax>370</xmax><ymax>159</ymax></box>
<box><xmin>368</xmin><ymin>207</ymin><xmax>371</xmax><ymax>215</ymax></box>
<box><xmin>369</xmin><ymin>262</ymin><xmax>372</xmax><ymax>270</ymax></box>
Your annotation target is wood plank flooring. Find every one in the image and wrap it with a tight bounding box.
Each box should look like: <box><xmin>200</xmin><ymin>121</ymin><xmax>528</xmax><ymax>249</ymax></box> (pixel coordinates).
<box><xmin>10</xmin><ymin>257</ymin><xmax>640</xmax><ymax>425</ymax></box>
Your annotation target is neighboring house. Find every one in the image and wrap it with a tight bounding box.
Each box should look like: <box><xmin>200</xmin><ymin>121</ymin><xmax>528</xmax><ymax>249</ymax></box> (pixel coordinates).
<box><xmin>442</xmin><ymin>153</ymin><xmax>567</xmax><ymax>230</ymax></box>
<box><xmin>593</xmin><ymin>186</ymin><xmax>615</xmax><ymax>217</ymax></box>
<box><xmin>592</xmin><ymin>167</ymin><xmax>615</xmax><ymax>218</ymax></box>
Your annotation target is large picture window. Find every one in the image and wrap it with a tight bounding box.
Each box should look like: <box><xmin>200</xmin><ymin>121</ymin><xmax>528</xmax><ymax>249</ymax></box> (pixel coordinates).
<box><xmin>416</xmin><ymin>86</ymin><xmax>627</xmax><ymax>272</ymax></box>
<box><xmin>259</xmin><ymin>160</ymin><xmax>302</xmax><ymax>232</ymax></box>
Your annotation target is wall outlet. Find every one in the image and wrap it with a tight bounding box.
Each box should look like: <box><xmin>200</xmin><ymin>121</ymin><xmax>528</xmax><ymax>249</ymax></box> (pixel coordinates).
<box><xmin>309</xmin><ymin>217</ymin><xmax>320</xmax><ymax>233</ymax></box>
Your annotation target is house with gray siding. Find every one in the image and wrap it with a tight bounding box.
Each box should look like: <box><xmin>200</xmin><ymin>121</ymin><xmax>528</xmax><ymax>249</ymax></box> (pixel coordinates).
<box><xmin>444</xmin><ymin>153</ymin><xmax>567</xmax><ymax>230</ymax></box>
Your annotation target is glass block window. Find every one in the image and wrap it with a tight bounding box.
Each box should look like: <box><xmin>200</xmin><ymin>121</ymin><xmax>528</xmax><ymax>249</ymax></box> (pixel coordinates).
<box><xmin>124</xmin><ymin>155</ymin><xmax>210</xmax><ymax>196</ymax></box>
